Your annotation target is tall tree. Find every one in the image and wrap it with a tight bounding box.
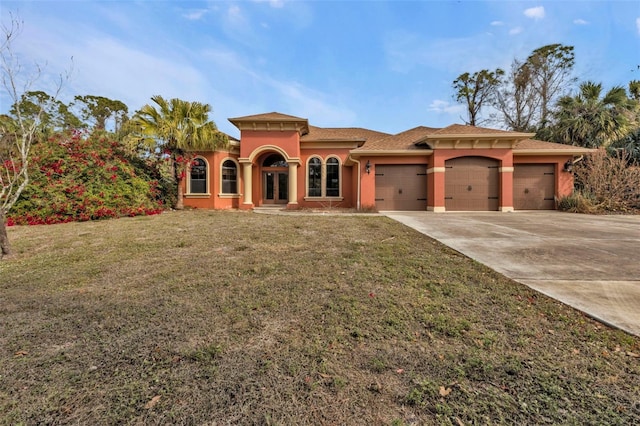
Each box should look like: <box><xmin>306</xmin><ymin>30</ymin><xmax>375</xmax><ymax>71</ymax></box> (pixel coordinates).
<box><xmin>549</xmin><ymin>81</ymin><xmax>634</xmax><ymax>148</ymax></box>
<box><xmin>628</xmin><ymin>80</ymin><xmax>640</xmax><ymax>102</ymax></box>
<box><xmin>1</xmin><ymin>14</ymin><xmax>68</xmax><ymax>258</ymax></box>
<box><xmin>11</xmin><ymin>90</ymin><xmax>82</xmax><ymax>131</ymax></box>
<box><xmin>452</xmin><ymin>68</ymin><xmax>504</xmax><ymax>126</ymax></box>
<box><xmin>128</xmin><ymin>95</ymin><xmax>228</xmax><ymax>210</ymax></box>
<box><xmin>74</xmin><ymin>95</ymin><xmax>128</xmax><ymax>132</ymax></box>
<box><xmin>492</xmin><ymin>59</ymin><xmax>539</xmax><ymax>131</ymax></box>
<box><xmin>526</xmin><ymin>44</ymin><xmax>576</xmax><ymax>127</ymax></box>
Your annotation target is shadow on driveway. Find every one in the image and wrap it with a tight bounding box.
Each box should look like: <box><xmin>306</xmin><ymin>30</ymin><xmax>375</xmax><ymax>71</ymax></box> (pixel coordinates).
<box><xmin>384</xmin><ymin>211</ymin><xmax>640</xmax><ymax>337</ymax></box>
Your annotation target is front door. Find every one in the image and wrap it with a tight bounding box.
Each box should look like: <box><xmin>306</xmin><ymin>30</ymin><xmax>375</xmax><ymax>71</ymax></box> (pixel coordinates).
<box><xmin>263</xmin><ymin>171</ymin><xmax>288</xmax><ymax>204</ymax></box>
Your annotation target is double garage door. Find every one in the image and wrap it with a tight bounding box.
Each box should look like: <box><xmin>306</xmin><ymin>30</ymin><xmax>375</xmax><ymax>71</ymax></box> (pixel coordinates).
<box><xmin>374</xmin><ymin>160</ymin><xmax>556</xmax><ymax>211</ymax></box>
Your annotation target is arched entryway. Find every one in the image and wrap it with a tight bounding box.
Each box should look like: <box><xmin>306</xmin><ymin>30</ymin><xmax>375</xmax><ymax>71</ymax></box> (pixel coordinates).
<box><xmin>261</xmin><ymin>153</ymin><xmax>289</xmax><ymax>205</ymax></box>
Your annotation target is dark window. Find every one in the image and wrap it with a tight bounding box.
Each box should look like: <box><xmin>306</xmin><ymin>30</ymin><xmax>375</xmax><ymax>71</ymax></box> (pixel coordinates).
<box><xmin>222</xmin><ymin>160</ymin><xmax>237</xmax><ymax>194</ymax></box>
<box><xmin>326</xmin><ymin>157</ymin><xmax>340</xmax><ymax>197</ymax></box>
<box><xmin>263</xmin><ymin>154</ymin><xmax>287</xmax><ymax>167</ymax></box>
<box><xmin>308</xmin><ymin>157</ymin><xmax>321</xmax><ymax>197</ymax></box>
<box><xmin>190</xmin><ymin>158</ymin><xmax>207</xmax><ymax>194</ymax></box>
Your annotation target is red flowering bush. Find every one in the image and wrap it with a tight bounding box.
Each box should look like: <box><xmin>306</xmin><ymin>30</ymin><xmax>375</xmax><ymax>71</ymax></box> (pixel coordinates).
<box><xmin>5</xmin><ymin>130</ymin><xmax>164</xmax><ymax>226</ymax></box>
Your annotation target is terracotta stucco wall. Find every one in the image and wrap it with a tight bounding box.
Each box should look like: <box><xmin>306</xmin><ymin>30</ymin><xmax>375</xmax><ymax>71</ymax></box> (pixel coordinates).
<box><xmin>183</xmin><ymin>150</ymin><xmax>241</xmax><ymax>210</ymax></box>
<box><xmin>240</xmin><ymin>130</ymin><xmax>300</xmax><ymax>160</ymax></box>
<box><xmin>430</xmin><ymin>149</ymin><xmax>512</xmax><ymax>211</ymax></box>
<box><xmin>297</xmin><ymin>148</ymin><xmax>354</xmax><ymax>208</ymax></box>
<box><xmin>514</xmin><ymin>155</ymin><xmax>575</xmax><ymax>200</ymax></box>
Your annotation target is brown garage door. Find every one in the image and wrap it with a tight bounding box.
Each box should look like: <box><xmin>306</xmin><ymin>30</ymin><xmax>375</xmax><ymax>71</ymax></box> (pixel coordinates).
<box><xmin>514</xmin><ymin>164</ymin><xmax>556</xmax><ymax>210</ymax></box>
<box><xmin>375</xmin><ymin>165</ymin><xmax>427</xmax><ymax>211</ymax></box>
<box><xmin>445</xmin><ymin>157</ymin><xmax>499</xmax><ymax>211</ymax></box>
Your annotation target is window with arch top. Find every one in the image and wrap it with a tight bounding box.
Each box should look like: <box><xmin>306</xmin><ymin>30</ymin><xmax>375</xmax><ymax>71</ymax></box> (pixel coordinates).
<box><xmin>221</xmin><ymin>159</ymin><xmax>237</xmax><ymax>194</ymax></box>
<box><xmin>190</xmin><ymin>158</ymin><xmax>207</xmax><ymax>194</ymax></box>
<box><xmin>306</xmin><ymin>156</ymin><xmax>341</xmax><ymax>198</ymax></box>
<box><xmin>308</xmin><ymin>157</ymin><xmax>322</xmax><ymax>197</ymax></box>
<box><xmin>326</xmin><ymin>157</ymin><xmax>340</xmax><ymax>197</ymax></box>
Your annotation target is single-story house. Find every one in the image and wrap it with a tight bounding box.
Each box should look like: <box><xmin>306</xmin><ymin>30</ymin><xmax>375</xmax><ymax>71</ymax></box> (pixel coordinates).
<box><xmin>184</xmin><ymin>112</ymin><xmax>592</xmax><ymax>212</ymax></box>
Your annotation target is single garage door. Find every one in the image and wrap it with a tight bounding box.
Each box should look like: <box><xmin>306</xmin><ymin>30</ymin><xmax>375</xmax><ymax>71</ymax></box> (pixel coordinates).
<box><xmin>514</xmin><ymin>164</ymin><xmax>556</xmax><ymax>210</ymax></box>
<box><xmin>375</xmin><ymin>165</ymin><xmax>427</xmax><ymax>211</ymax></box>
<box><xmin>445</xmin><ymin>157</ymin><xmax>499</xmax><ymax>211</ymax></box>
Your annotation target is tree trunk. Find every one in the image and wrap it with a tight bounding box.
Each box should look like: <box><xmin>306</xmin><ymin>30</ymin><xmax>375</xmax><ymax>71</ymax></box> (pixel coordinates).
<box><xmin>0</xmin><ymin>209</ymin><xmax>11</xmax><ymax>259</ymax></box>
<box><xmin>175</xmin><ymin>176</ymin><xmax>185</xmax><ymax>210</ymax></box>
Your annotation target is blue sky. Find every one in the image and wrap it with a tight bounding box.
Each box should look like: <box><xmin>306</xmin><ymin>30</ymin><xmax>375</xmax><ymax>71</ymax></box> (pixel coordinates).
<box><xmin>1</xmin><ymin>0</ymin><xmax>639</xmax><ymax>137</ymax></box>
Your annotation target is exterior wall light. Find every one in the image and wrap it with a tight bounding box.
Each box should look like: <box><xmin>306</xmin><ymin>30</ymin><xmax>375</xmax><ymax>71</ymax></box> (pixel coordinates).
<box><xmin>365</xmin><ymin>160</ymin><xmax>371</xmax><ymax>175</ymax></box>
<box><xmin>563</xmin><ymin>159</ymin><xmax>573</xmax><ymax>173</ymax></box>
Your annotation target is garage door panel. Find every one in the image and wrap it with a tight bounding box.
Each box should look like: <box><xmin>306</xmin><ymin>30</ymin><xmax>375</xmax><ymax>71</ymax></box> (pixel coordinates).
<box><xmin>514</xmin><ymin>164</ymin><xmax>555</xmax><ymax>210</ymax></box>
<box><xmin>375</xmin><ymin>165</ymin><xmax>427</xmax><ymax>211</ymax></box>
<box><xmin>445</xmin><ymin>157</ymin><xmax>499</xmax><ymax>211</ymax></box>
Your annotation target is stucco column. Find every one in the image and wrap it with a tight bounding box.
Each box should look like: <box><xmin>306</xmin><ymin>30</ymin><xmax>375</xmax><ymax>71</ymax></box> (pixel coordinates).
<box><xmin>288</xmin><ymin>162</ymin><xmax>298</xmax><ymax>206</ymax></box>
<box><xmin>427</xmin><ymin>166</ymin><xmax>446</xmax><ymax>212</ymax></box>
<box><xmin>499</xmin><ymin>166</ymin><xmax>514</xmax><ymax>212</ymax></box>
<box><xmin>241</xmin><ymin>161</ymin><xmax>253</xmax><ymax>208</ymax></box>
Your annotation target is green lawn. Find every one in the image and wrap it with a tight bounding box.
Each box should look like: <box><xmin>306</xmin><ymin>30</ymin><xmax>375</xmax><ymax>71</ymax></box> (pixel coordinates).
<box><xmin>1</xmin><ymin>210</ymin><xmax>639</xmax><ymax>425</ymax></box>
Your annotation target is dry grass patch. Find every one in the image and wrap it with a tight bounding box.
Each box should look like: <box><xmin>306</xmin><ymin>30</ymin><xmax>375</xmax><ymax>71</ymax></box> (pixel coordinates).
<box><xmin>1</xmin><ymin>210</ymin><xmax>639</xmax><ymax>425</ymax></box>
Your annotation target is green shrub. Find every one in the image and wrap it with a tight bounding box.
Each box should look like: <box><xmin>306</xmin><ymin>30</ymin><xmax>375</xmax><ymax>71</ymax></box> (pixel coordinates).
<box><xmin>557</xmin><ymin>191</ymin><xmax>597</xmax><ymax>213</ymax></box>
<box><xmin>6</xmin><ymin>130</ymin><xmax>164</xmax><ymax>225</ymax></box>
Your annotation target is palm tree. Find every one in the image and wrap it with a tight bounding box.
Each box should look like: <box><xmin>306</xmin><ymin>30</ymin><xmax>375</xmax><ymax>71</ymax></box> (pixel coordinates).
<box><xmin>129</xmin><ymin>96</ymin><xmax>228</xmax><ymax>209</ymax></box>
<box><xmin>550</xmin><ymin>81</ymin><xmax>635</xmax><ymax>148</ymax></box>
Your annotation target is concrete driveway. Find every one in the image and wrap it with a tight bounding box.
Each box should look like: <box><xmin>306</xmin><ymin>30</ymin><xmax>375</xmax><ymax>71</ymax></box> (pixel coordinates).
<box><xmin>383</xmin><ymin>211</ymin><xmax>640</xmax><ymax>337</ymax></box>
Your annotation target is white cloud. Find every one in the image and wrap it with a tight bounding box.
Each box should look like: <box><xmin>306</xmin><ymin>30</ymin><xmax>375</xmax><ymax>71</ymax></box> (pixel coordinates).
<box><xmin>252</xmin><ymin>0</ymin><xmax>285</xmax><ymax>8</ymax></box>
<box><xmin>573</xmin><ymin>19</ymin><xmax>589</xmax><ymax>25</ymax></box>
<box><xmin>183</xmin><ymin>9</ymin><xmax>209</xmax><ymax>20</ymax></box>
<box><xmin>228</xmin><ymin>5</ymin><xmax>244</xmax><ymax>23</ymax></box>
<box><xmin>428</xmin><ymin>100</ymin><xmax>465</xmax><ymax>115</ymax></box>
<box><xmin>73</xmin><ymin>39</ymin><xmax>209</xmax><ymax>110</ymax></box>
<box><xmin>509</xmin><ymin>27</ymin><xmax>523</xmax><ymax>35</ymax></box>
<box><xmin>524</xmin><ymin>6</ymin><xmax>545</xmax><ymax>20</ymax></box>
<box><xmin>490</xmin><ymin>21</ymin><xmax>504</xmax><ymax>26</ymax></box>
<box><xmin>199</xmin><ymin>45</ymin><xmax>356</xmax><ymax>128</ymax></box>
<box><xmin>636</xmin><ymin>17</ymin><xmax>640</xmax><ymax>35</ymax></box>
<box><xmin>383</xmin><ymin>30</ymin><xmax>515</xmax><ymax>74</ymax></box>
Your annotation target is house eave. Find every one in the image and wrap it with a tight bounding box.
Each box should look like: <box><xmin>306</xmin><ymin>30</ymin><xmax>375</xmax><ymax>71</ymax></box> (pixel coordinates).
<box><xmin>349</xmin><ymin>149</ymin><xmax>434</xmax><ymax>157</ymax></box>
<box><xmin>514</xmin><ymin>148</ymin><xmax>596</xmax><ymax>156</ymax></box>
<box><xmin>301</xmin><ymin>141</ymin><xmax>363</xmax><ymax>149</ymax></box>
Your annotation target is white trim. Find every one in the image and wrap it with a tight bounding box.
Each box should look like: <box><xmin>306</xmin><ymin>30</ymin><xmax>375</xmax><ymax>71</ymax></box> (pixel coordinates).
<box><xmin>220</xmin><ymin>157</ymin><xmax>240</xmax><ymax>196</ymax></box>
<box><xmin>304</xmin><ymin>197</ymin><xmax>344</xmax><ymax>202</ymax></box>
<box><xmin>186</xmin><ymin>156</ymin><xmax>209</xmax><ymax>195</ymax></box>
<box><xmin>305</xmin><ymin>155</ymin><xmax>342</xmax><ymax>199</ymax></box>
<box><xmin>306</xmin><ymin>155</ymin><xmax>323</xmax><ymax>198</ymax></box>
<box><xmin>244</xmin><ymin>145</ymin><xmax>302</xmax><ymax>165</ymax></box>
<box><xmin>325</xmin><ymin>155</ymin><xmax>342</xmax><ymax>198</ymax></box>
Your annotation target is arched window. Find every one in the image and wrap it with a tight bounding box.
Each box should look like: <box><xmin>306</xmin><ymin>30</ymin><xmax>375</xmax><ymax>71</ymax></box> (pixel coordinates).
<box><xmin>326</xmin><ymin>157</ymin><xmax>340</xmax><ymax>197</ymax></box>
<box><xmin>190</xmin><ymin>158</ymin><xmax>207</xmax><ymax>194</ymax></box>
<box><xmin>307</xmin><ymin>157</ymin><xmax>322</xmax><ymax>197</ymax></box>
<box><xmin>263</xmin><ymin>154</ymin><xmax>288</xmax><ymax>167</ymax></box>
<box><xmin>221</xmin><ymin>159</ymin><xmax>237</xmax><ymax>194</ymax></box>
